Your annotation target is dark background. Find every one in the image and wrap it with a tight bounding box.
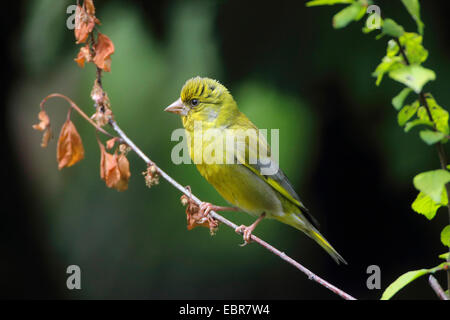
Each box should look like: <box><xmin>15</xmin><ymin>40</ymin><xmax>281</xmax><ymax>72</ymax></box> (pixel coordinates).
<box><xmin>2</xmin><ymin>0</ymin><xmax>450</xmax><ymax>299</ymax></box>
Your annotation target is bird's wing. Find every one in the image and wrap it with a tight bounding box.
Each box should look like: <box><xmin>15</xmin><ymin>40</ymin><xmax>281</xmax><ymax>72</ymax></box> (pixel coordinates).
<box><xmin>229</xmin><ymin>118</ymin><xmax>319</xmax><ymax>228</ymax></box>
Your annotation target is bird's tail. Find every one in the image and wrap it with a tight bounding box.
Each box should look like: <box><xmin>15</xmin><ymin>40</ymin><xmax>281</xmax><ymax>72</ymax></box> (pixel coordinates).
<box><xmin>276</xmin><ymin>213</ymin><xmax>347</xmax><ymax>265</ymax></box>
<box><xmin>307</xmin><ymin>228</ymin><xmax>347</xmax><ymax>265</ymax></box>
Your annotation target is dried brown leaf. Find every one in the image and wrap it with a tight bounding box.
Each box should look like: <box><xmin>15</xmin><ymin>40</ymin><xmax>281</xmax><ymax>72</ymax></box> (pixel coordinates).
<box><xmin>85</xmin><ymin>0</ymin><xmax>95</xmax><ymax>15</ymax></box>
<box><xmin>106</xmin><ymin>137</ymin><xmax>119</xmax><ymax>149</ymax></box>
<box><xmin>57</xmin><ymin>119</ymin><xmax>85</xmax><ymax>169</ymax></box>
<box><xmin>74</xmin><ymin>44</ymin><xmax>91</xmax><ymax>68</ymax></box>
<box><xmin>100</xmin><ymin>144</ymin><xmax>119</xmax><ymax>187</ymax></box>
<box><xmin>74</xmin><ymin>5</ymin><xmax>95</xmax><ymax>44</ymax></box>
<box><xmin>114</xmin><ymin>154</ymin><xmax>131</xmax><ymax>191</ymax></box>
<box><xmin>33</xmin><ymin>110</ymin><xmax>52</xmax><ymax>148</ymax></box>
<box><xmin>99</xmin><ymin>142</ymin><xmax>130</xmax><ymax>191</ymax></box>
<box><xmin>93</xmin><ymin>33</ymin><xmax>115</xmax><ymax>72</ymax></box>
<box><xmin>41</xmin><ymin>127</ymin><xmax>52</xmax><ymax>148</ymax></box>
<box><xmin>32</xmin><ymin>110</ymin><xmax>50</xmax><ymax>131</ymax></box>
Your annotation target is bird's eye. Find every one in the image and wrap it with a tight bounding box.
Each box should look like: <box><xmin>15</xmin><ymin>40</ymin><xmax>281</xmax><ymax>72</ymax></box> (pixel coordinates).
<box><xmin>191</xmin><ymin>99</ymin><xmax>199</xmax><ymax>107</ymax></box>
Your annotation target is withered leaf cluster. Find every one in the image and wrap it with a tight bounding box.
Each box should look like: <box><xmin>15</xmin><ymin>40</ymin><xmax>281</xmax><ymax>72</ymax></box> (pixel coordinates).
<box><xmin>74</xmin><ymin>0</ymin><xmax>114</xmax><ymax>72</ymax></box>
<box><xmin>33</xmin><ymin>1</ymin><xmax>131</xmax><ymax>192</ymax></box>
<box><xmin>33</xmin><ymin>109</ymin><xmax>84</xmax><ymax>170</ymax></box>
<box><xmin>99</xmin><ymin>140</ymin><xmax>131</xmax><ymax>192</ymax></box>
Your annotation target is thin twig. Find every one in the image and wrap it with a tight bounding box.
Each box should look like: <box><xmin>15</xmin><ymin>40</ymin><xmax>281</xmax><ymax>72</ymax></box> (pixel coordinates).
<box><xmin>428</xmin><ymin>275</ymin><xmax>449</xmax><ymax>300</ymax></box>
<box><xmin>108</xmin><ymin>119</ymin><xmax>356</xmax><ymax>300</ymax></box>
<box><xmin>41</xmin><ymin>93</ymin><xmax>114</xmax><ymax>138</ymax></box>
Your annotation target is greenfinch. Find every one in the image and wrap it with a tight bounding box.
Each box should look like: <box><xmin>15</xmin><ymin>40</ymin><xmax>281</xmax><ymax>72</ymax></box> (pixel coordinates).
<box><xmin>165</xmin><ymin>76</ymin><xmax>346</xmax><ymax>264</ymax></box>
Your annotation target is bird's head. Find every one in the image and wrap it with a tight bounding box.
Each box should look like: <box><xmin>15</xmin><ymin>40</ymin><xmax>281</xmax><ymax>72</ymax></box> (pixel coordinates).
<box><xmin>165</xmin><ymin>77</ymin><xmax>238</xmax><ymax>127</ymax></box>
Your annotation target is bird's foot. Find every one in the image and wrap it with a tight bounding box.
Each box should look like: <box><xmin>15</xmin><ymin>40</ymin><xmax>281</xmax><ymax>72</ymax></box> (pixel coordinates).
<box><xmin>199</xmin><ymin>202</ymin><xmax>238</xmax><ymax>220</ymax></box>
<box><xmin>235</xmin><ymin>213</ymin><xmax>266</xmax><ymax>246</ymax></box>
<box><xmin>180</xmin><ymin>186</ymin><xmax>237</xmax><ymax>235</ymax></box>
<box><xmin>235</xmin><ymin>224</ymin><xmax>256</xmax><ymax>246</ymax></box>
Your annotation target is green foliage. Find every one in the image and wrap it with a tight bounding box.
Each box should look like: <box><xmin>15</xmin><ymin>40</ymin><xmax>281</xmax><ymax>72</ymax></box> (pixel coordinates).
<box><xmin>441</xmin><ymin>225</ymin><xmax>450</xmax><ymax>247</ymax></box>
<box><xmin>396</xmin><ymin>97</ymin><xmax>448</xmax><ymax>138</ymax></box>
<box><xmin>389</xmin><ymin>65</ymin><xmax>435</xmax><ymax>94</ymax></box>
<box><xmin>392</xmin><ymin>88</ymin><xmax>412</xmax><ymax>110</ymax></box>
<box><xmin>306</xmin><ymin>0</ymin><xmax>354</xmax><ymax>7</ymax></box>
<box><xmin>332</xmin><ymin>2</ymin><xmax>366</xmax><ymax>29</ymax></box>
<box><xmin>422</xmin><ymin>95</ymin><xmax>450</xmax><ymax>135</ymax></box>
<box><xmin>309</xmin><ymin>0</ymin><xmax>450</xmax><ymax>300</ymax></box>
<box><xmin>439</xmin><ymin>252</ymin><xmax>450</xmax><ymax>260</ymax></box>
<box><xmin>413</xmin><ymin>169</ymin><xmax>450</xmax><ymax>203</ymax></box>
<box><xmin>401</xmin><ymin>0</ymin><xmax>424</xmax><ymax>35</ymax></box>
<box><xmin>373</xmin><ymin>32</ymin><xmax>429</xmax><ymax>90</ymax></box>
<box><xmin>372</xmin><ymin>56</ymin><xmax>403</xmax><ymax>86</ymax></box>
<box><xmin>419</xmin><ymin>130</ymin><xmax>445</xmax><ymax>145</ymax></box>
<box><xmin>411</xmin><ymin>190</ymin><xmax>447</xmax><ymax>220</ymax></box>
<box><xmin>403</xmin><ymin>118</ymin><xmax>433</xmax><ymax>132</ymax></box>
<box><xmin>386</xmin><ymin>39</ymin><xmax>399</xmax><ymax>57</ymax></box>
<box><xmin>382</xmin><ymin>19</ymin><xmax>405</xmax><ymax>38</ymax></box>
<box><xmin>381</xmin><ymin>268</ymin><xmax>429</xmax><ymax>300</ymax></box>
<box><xmin>397</xmin><ymin>100</ymin><xmax>419</xmax><ymax>126</ymax></box>
<box><xmin>399</xmin><ymin>33</ymin><xmax>428</xmax><ymax>65</ymax></box>
<box><xmin>381</xmin><ymin>262</ymin><xmax>448</xmax><ymax>300</ymax></box>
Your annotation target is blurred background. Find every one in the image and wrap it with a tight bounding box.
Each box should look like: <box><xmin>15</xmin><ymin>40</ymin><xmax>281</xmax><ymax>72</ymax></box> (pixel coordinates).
<box><xmin>2</xmin><ymin>0</ymin><xmax>450</xmax><ymax>299</ymax></box>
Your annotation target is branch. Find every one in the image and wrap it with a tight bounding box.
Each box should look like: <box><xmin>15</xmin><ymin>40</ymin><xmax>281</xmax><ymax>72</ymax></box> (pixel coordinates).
<box><xmin>108</xmin><ymin>119</ymin><xmax>357</xmax><ymax>300</ymax></box>
<box><xmin>40</xmin><ymin>93</ymin><xmax>114</xmax><ymax>138</ymax></box>
<box><xmin>428</xmin><ymin>275</ymin><xmax>449</xmax><ymax>300</ymax></box>
<box><xmin>45</xmin><ymin>0</ymin><xmax>356</xmax><ymax>300</ymax></box>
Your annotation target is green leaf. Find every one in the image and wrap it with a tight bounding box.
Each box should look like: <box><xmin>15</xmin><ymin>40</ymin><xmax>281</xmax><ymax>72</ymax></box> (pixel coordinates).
<box><xmin>332</xmin><ymin>3</ymin><xmax>364</xmax><ymax>29</ymax></box>
<box><xmin>386</xmin><ymin>39</ymin><xmax>399</xmax><ymax>57</ymax></box>
<box><xmin>372</xmin><ymin>56</ymin><xmax>403</xmax><ymax>86</ymax></box>
<box><xmin>404</xmin><ymin>119</ymin><xmax>433</xmax><ymax>132</ymax></box>
<box><xmin>392</xmin><ymin>88</ymin><xmax>412</xmax><ymax>110</ymax></box>
<box><xmin>441</xmin><ymin>225</ymin><xmax>450</xmax><ymax>247</ymax></box>
<box><xmin>362</xmin><ymin>25</ymin><xmax>375</xmax><ymax>34</ymax></box>
<box><xmin>306</xmin><ymin>0</ymin><xmax>354</xmax><ymax>6</ymax></box>
<box><xmin>399</xmin><ymin>32</ymin><xmax>428</xmax><ymax>65</ymax></box>
<box><xmin>419</xmin><ymin>130</ymin><xmax>445</xmax><ymax>145</ymax></box>
<box><xmin>401</xmin><ymin>0</ymin><xmax>424</xmax><ymax>35</ymax></box>
<box><xmin>438</xmin><ymin>252</ymin><xmax>450</xmax><ymax>260</ymax></box>
<box><xmin>375</xmin><ymin>33</ymin><xmax>385</xmax><ymax>41</ymax></box>
<box><xmin>381</xmin><ymin>263</ymin><xmax>448</xmax><ymax>300</ymax></box>
<box><xmin>413</xmin><ymin>169</ymin><xmax>450</xmax><ymax>203</ymax></box>
<box><xmin>420</xmin><ymin>95</ymin><xmax>450</xmax><ymax>135</ymax></box>
<box><xmin>381</xmin><ymin>268</ymin><xmax>430</xmax><ymax>300</ymax></box>
<box><xmin>389</xmin><ymin>65</ymin><xmax>436</xmax><ymax>93</ymax></box>
<box><xmin>398</xmin><ymin>101</ymin><xmax>419</xmax><ymax>126</ymax></box>
<box><xmin>382</xmin><ymin>19</ymin><xmax>405</xmax><ymax>38</ymax></box>
<box><xmin>411</xmin><ymin>190</ymin><xmax>447</xmax><ymax>220</ymax></box>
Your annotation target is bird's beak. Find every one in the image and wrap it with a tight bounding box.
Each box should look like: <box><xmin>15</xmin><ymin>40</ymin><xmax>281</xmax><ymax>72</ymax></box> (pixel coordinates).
<box><xmin>164</xmin><ymin>98</ymin><xmax>188</xmax><ymax>116</ymax></box>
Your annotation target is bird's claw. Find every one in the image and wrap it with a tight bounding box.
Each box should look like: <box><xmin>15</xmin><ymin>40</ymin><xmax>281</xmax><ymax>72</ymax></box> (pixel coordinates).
<box><xmin>181</xmin><ymin>188</ymin><xmax>219</xmax><ymax>235</ymax></box>
<box><xmin>234</xmin><ymin>213</ymin><xmax>265</xmax><ymax>246</ymax></box>
<box><xmin>235</xmin><ymin>224</ymin><xmax>254</xmax><ymax>246</ymax></box>
<box><xmin>199</xmin><ymin>202</ymin><xmax>213</xmax><ymax>220</ymax></box>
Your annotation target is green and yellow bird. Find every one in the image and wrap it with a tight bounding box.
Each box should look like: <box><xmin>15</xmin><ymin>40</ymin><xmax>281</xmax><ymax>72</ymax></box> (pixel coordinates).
<box><xmin>165</xmin><ymin>76</ymin><xmax>346</xmax><ymax>264</ymax></box>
